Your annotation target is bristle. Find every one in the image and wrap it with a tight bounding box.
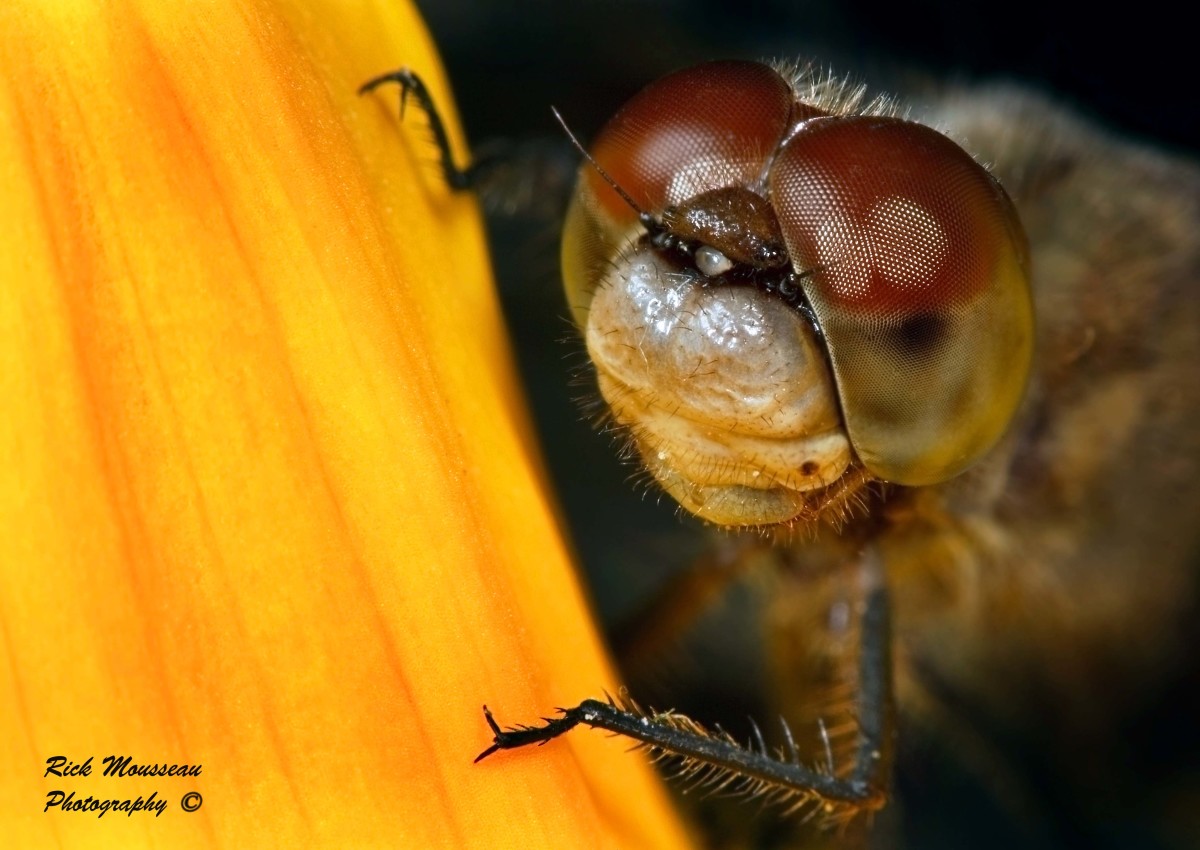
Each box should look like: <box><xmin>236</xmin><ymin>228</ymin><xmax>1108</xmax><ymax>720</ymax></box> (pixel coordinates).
<box><xmin>602</xmin><ymin>696</ymin><xmax>871</xmax><ymax>827</ymax></box>
<box><xmin>769</xmin><ymin>61</ymin><xmax>904</xmax><ymax>120</ymax></box>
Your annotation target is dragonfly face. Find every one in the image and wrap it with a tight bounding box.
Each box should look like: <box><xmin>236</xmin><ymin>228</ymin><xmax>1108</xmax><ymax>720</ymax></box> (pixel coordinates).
<box><xmin>561</xmin><ymin>60</ymin><xmax>1034</xmax><ymax>526</ymax></box>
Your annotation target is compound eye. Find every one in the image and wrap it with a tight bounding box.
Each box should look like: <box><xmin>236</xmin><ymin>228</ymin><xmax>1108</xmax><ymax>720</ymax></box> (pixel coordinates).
<box><xmin>563</xmin><ymin>61</ymin><xmax>796</xmax><ymax>327</ymax></box>
<box><xmin>585</xmin><ymin>60</ymin><xmax>794</xmax><ymax>226</ymax></box>
<box><xmin>770</xmin><ymin>116</ymin><xmax>1034</xmax><ymax>485</ymax></box>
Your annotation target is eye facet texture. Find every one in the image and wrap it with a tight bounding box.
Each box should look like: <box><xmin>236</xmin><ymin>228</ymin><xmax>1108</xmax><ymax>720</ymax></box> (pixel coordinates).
<box><xmin>771</xmin><ymin>117</ymin><xmax>1033</xmax><ymax>484</ymax></box>
<box><xmin>563</xmin><ymin>62</ymin><xmax>796</xmax><ymax>327</ymax></box>
<box><xmin>584</xmin><ymin>60</ymin><xmax>794</xmax><ymax>223</ymax></box>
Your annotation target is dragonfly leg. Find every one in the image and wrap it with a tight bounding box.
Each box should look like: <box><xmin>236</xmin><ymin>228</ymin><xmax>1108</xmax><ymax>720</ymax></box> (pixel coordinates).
<box><xmin>359</xmin><ymin>67</ymin><xmax>473</xmax><ymax>190</ymax></box>
<box><xmin>478</xmin><ymin>548</ymin><xmax>896</xmax><ymax>822</ymax></box>
<box><xmin>360</xmin><ymin>67</ymin><xmax>577</xmax><ymax>217</ymax></box>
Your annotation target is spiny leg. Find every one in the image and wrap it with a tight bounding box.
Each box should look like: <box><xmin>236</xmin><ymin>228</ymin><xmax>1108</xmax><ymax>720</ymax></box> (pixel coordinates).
<box><xmin>360</xmin><ymin>68</ymin><xmax>578</xmax><ymax>217</ymax></box>
<box><xmin>477</xmin><ymin>547</ymin><xmax>896</xmax><ymax>821</ymax></box>
<box><xmin>359</xmin><ymin>67</ymin><xmax>472</xmax><ymax>190</ymax></box>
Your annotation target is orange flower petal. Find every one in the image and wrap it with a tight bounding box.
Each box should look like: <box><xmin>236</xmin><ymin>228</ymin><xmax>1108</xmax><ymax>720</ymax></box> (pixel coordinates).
<box><xmin>0</xmin><ymin>1</ymin><xmax>690</xmax><ymax>846</ymax></box>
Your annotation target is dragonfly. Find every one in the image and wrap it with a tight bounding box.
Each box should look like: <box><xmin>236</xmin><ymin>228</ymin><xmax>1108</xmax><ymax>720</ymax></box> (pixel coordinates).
<box><xmin>362</xmin><ymin>59</ymin><xmax>1200</xmax><ymax>847</ymax></box>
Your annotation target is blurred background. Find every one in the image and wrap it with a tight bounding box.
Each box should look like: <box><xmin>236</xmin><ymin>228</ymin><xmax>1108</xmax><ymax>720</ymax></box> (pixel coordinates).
<box><xmin>407</xmin><ymin>2</ymin><xmax>1198</xmax><ymax>847</ymax></box>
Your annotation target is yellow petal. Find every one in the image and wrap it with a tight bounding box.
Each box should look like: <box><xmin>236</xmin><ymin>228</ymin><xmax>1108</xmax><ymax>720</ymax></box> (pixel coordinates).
<box><xmin>0</xmin><ymin>1</ymin><xmax>690</xmax><ymax>846</ymax></box>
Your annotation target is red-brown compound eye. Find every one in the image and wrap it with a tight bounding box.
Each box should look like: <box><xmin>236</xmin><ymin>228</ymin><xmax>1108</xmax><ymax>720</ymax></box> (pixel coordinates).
<box><xmin>585</xmin><ymin>60</ymin><xmax>795</xmax><ymax>225</ymax></box>
<box><xmin>563</xmin><ymin>61</ymin><xmax>800</xmax><ymax>327</ymax></box>
<box><xmin>770</xmin><ymin>117</ymin><xmax>1034</xmax><ymax>485</ymax></box>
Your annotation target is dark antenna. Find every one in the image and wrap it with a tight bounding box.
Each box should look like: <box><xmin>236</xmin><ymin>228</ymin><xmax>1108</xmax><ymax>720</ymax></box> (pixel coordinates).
<box><xmin>551</xmin><ymin>107</ymin><xmax>660</xmax><ymax>233</ymax></box>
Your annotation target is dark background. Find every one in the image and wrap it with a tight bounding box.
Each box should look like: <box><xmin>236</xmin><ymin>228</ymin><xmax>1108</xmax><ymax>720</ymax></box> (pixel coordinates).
<box><xmin>420</xmin><ymin>0</ymin><xmax>1197</xmax><ymax>155</ymax></box>
<box><xmin>408</xmin><ymin>3</ymin><xmax>1197</xmax><ymax>848</ymax></box>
